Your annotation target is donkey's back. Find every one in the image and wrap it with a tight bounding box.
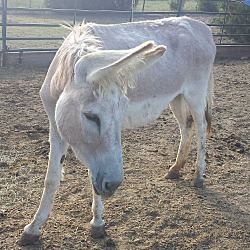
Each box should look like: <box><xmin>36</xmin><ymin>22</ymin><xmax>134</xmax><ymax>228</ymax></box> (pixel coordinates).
<box><xmin>93</xmin><ymin>16</ymin><xmax>215</xmax><ymax>68</ymax></box>
<box><xmin>93</xmin><ymin>16</ymin><xmax>216</xmax><ymax>101</ymax></box>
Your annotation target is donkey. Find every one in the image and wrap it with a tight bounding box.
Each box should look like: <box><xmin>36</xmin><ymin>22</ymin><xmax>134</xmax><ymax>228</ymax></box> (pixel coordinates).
<box><xmin>19</xmin><ymin>16</ymin><xmax>216</xmax><ymax>245</ymax></box>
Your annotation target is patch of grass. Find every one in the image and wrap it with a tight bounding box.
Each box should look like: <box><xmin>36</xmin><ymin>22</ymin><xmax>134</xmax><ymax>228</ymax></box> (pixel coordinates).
<box><xmin>0</xmin><ymin>144</ymin><xmax>20</xmax><ymax>175</ymax></box>
<box><xmin>5</xmin><ymin>15</ymin><xmax>70</xmax><ymax>49</ymax></box>
<box><xmin>4</xmin><ymin>0</ymin><xmax>45</xmax><ymax>8</ymax></box>
<box><xmin>136</xmin><ymin>0</ymin><xmax>197</xmax><ymax>11</ymax></box>
<box><xmin>136</xmin><ymin>0</ymin><xmax>172</xmax><ymax>11</ymax></box>
<box><xmin>184</xmin><ymin>0</ymin><xmax>197</xmax><ymax>11</ymax></box>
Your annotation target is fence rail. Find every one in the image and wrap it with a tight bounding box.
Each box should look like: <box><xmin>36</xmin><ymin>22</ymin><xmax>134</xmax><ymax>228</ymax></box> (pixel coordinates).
<box><xmin>1</xmin><ymin>0</ymin><xmax>250</xmax><ymax>66</ymax></box>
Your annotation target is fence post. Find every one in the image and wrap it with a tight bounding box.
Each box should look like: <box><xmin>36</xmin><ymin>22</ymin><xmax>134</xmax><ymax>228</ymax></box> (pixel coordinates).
<box><xmin>220</xmin><ymin>0</ymin><xmax>230</xmax><ymax>44</ymax></box>
<box><xmin>142</xmin><ymin>0</ymin><xmax>146</xmax><ymax>11</ymax></box>
<box><xmin>73</xmin><ymin>0</ymin><xmax>77</xmax><ymax>25</ymax></box>
<box><xmin>130</xmin><ymin>0</ymin><xmax>135</xmax><ymax>22</ymax></box>
<box><xmin>1</xmin><ymin>0</ymin><xmax>8</xmax><ymax>66</ymax></box>
<box><xmin>177</xmin><ymin>0</ymin><xmax>183</xmax><ymax>17</ymax></box>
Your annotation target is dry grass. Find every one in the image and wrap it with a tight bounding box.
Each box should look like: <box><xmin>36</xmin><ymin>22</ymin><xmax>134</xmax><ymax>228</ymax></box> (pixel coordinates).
<box><xmin>3</xmin><ymin>15</ymin><xmax>70</xmax><ymax>49</ymax></box>
<box><xmin>0</xmin><ymin>58</ymin><xmax>250</xmax><ymax>249</ymax></box>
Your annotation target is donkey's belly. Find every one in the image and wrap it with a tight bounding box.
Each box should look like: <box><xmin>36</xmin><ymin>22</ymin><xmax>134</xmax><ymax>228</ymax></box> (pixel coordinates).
<box><xmin>122</xmin><ymin>96</ymin><xmax>171</xmax><ymax>129</ymax></box>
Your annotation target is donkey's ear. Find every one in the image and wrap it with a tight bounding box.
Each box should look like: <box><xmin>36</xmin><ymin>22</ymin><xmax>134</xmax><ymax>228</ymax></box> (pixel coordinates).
<box><xmin>86</xmin><ymin>41</ymin><xmax>166</xmax><ymax>84</ymax></box>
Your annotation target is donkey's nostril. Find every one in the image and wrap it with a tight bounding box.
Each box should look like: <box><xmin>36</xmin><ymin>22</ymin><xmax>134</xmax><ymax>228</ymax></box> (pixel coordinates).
<box><xmin>104</xmin><ymin>181</ymin><xmax>121</xmax><ymax>192</ymax></box>
<box><xmin>105</xmin><ymin>182</ymin><xmax>113</xmax><ymax>192</ymax></box>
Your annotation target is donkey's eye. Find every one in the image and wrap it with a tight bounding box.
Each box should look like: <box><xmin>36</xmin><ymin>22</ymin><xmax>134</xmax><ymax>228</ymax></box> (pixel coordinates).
<box><xmin>84</xmin><ymin>113</ymin><xmax>101</xmax><ymax>128</ymax></box>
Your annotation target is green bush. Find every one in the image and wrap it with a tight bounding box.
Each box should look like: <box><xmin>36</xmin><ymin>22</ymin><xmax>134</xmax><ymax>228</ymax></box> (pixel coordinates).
<box><xmin>170</xmin><ymin>0</ymin><xmax>185</xmax><ymax>11</ymax></box>
<box><xmin>44</xmin><ymin>0</ymin><xmax>138</xmax><ymax>11</ymax></box>
<box><xmin>220</xmin><ymin>2</ymin><xmax>250</xmax><ymax>43</ymax></box>
<box><xmin>197</xmin><ymin>0</ymin><xmax>219</xmax><ymax>12</ymax></box>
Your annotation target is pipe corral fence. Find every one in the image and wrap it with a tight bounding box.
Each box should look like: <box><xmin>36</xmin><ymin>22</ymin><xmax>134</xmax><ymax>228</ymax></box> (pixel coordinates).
<box><xmin>1</xmin><ymin>0</ymin><xmax>250</xmax><ymax>67</ymax></box>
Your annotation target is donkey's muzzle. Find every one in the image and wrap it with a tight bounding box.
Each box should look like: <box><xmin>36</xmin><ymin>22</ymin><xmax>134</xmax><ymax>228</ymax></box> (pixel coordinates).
<box><xmin>93</xmin><ymin>178</ymin><xmax>122</xmax><ymax>199</ymax></box>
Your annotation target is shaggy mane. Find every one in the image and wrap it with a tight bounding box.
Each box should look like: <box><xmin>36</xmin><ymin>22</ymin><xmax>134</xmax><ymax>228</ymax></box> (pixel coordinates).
<box><xmin>92</xmin><ymin>67</ymin><xmax>137</xmax><ymax>99</ymax></box>
<box><xmin>51</xmin><ymin>22</ymin><xmax>102</xmax><ymax>99</ymax></box>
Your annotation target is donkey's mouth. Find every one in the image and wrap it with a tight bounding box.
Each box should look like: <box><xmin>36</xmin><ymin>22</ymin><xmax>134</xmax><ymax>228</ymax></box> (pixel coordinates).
<box><xmin>92</xmin><ymin>182</ymin><xmax>118</xmax><ymax>199</ymax></box>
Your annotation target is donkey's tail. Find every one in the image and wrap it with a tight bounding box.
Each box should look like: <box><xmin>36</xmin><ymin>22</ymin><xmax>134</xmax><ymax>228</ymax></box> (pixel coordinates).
<box><xmin>205</xmin><ymin>70</ymin><xmax>213</xmax><ymax>137</ymax></box>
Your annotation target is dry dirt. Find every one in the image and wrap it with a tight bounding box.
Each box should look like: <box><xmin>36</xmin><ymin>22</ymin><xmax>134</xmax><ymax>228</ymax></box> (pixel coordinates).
<box><xmin>0</xmin><ymin>59</ymin><xmax>250</xmax><ymax>250</ymax></box>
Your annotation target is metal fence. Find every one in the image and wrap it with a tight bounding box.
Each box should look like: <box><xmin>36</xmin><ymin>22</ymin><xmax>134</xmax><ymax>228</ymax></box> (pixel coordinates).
<box><xmin>1</xmin><ymin>0</ymin><xmax>250</xmax><ymax>66</ymax></box>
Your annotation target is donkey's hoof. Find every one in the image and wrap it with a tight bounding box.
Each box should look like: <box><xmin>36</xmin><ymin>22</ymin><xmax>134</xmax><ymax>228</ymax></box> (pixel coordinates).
<box><xmin>165</xmin><ymin>171</ymin><xmax>180</xmax><ymax>180</ymax></box>
<box><xmin>91</xmin><ymin>225</ymin><xmax>107</xmax><ymax>239</ymax></box>
<box><xmin>192</xmin><ymin>178</ymin><xmax>204</xmax><ymax>188</ymax></box>
<box><xmin>18</xmin><ymin>232</ymin><xmax>41</xmax><ymax>246</ymax></box>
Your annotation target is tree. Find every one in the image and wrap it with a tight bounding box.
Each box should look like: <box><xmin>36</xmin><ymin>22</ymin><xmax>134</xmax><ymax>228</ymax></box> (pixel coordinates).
<box><xmin>219</xmin><ymin>2</ymin><xmax>250</xmax><ymax>43</ymax></box>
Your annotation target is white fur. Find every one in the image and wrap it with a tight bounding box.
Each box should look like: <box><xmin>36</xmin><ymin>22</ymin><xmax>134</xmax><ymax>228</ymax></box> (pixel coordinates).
<box><xmin>22</xmin><ymin>17</ymin><xmax>216</xmax><ymax>241</ymax></box>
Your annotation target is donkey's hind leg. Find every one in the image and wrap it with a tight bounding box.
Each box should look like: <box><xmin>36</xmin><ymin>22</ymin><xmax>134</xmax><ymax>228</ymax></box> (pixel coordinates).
<box><xmin>166</xmin><ymin>94</ymin><xmax>194</xmax><ymax>180</ymax></box>
<box><xmin>184</xmin><ymin>89</ymin><xmax>208</xmax><ymax>188</ymax></box>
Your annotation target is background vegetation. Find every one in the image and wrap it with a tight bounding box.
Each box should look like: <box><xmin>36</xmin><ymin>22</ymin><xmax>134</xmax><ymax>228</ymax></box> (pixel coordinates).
<box><xmin>219</xmin><ymin>2</ymin><xmax>250</xmax><ymax>43</ymax></box>
<box><xmin>3</xmin><ymin>0</ymin><xmax>197</xmax><ymax>11</ymax></box>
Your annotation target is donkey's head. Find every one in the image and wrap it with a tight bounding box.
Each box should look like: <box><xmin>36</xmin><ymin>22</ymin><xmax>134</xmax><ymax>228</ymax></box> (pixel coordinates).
<box><xmin>55</xmin><ymin>41</ymin><xmax>166</xmax><ymax>198</ymax></box>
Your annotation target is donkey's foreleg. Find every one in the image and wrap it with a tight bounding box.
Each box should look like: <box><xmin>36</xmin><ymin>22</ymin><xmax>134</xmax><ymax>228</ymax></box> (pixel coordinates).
<box><xmin>90</xmin><ymin>191</ymin><xmax>106</xmax><ymax>238</ymax></box>
<box><xmin>166</xmin><ymin>95</ymin><xmax>194</xmax><ymax>179</ymax></box>
<box><xmin>19</xmin><ymin>126</ymin><xmax>68</xmax><ymax>245</ymax></box>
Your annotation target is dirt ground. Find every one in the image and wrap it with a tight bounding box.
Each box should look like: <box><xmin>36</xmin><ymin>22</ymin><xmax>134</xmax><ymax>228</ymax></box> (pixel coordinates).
<box><xmin>0</xmin><ymin>55</ymin><xmax>250</xmax><ymax>249</ymax></box>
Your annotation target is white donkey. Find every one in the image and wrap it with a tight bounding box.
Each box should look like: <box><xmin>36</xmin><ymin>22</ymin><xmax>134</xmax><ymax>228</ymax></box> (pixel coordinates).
<box><xmin>19</xmin><ymin>16</ymin><xmax>216</xmax><ymax>245</ymax></box>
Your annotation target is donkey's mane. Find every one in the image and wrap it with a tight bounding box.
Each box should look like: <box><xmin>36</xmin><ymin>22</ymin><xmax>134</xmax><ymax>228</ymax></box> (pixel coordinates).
<box><xmin>51</xmin><ymin>22</ymin><xmax>102</xmax><ymax>98</ymax></box>
<box><xmin>92</xmin><ymin>66</ymin><xmax>137</xmax><ymax>99</ymax></box>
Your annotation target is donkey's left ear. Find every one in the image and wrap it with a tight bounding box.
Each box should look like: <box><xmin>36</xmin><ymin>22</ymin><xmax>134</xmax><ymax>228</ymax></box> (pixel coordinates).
<box><xmin>87</xmin><ymin>41</ymin><xmax>166</xmax><ymax>84</ymax></box>
<box><xmin>137</xmin><ymin>44</ymin><xmax>166</xmax><ymax>71</ymax></box>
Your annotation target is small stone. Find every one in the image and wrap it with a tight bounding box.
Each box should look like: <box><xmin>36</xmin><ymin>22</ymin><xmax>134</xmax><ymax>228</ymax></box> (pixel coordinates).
<box><xmin>105</xmin><ymin>238</ymin><xmax>116</xmax><ymax>247</ymax></box>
